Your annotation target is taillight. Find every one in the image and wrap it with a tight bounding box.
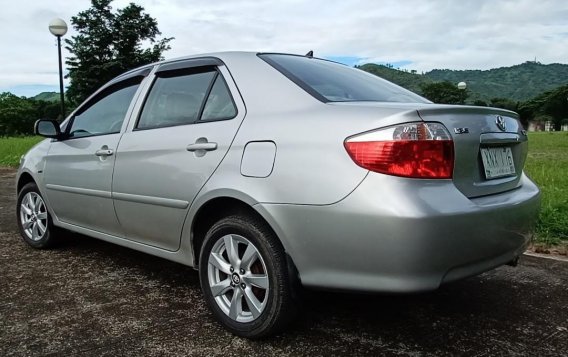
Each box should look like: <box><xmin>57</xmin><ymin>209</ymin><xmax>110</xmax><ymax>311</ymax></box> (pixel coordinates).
<box><xmin>344</xmin><ymin>122</ymin><xmax>454</xmax><ymax>179</ymax></box>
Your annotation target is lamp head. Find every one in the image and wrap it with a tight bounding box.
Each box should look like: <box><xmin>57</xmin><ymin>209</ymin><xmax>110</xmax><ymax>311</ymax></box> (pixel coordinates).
<box><xmin>49</xmin><ymin>18</ymin><xmax>68</xmax><ymax>36</ymax></box>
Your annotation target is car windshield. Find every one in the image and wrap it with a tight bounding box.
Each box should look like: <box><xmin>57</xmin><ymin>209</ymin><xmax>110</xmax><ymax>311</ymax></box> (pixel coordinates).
<box><xmin>259</xmin><ymin>54</ymin><xmax>429</xmax><ymax>104</ymax></box>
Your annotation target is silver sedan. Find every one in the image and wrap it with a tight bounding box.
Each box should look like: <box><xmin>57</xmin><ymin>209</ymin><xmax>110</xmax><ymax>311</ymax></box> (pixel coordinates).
<box><xmin>17</xmin><ymin>52</ymin><xmax>540</xmax><ymax>338</ymax></box>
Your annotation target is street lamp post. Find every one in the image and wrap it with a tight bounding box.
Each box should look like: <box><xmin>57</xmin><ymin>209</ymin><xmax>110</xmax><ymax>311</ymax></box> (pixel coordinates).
<box><xmin>457</xmin><ymin>81</ymin><xmax>467</xmax><ymax>104</ymax></box>
<box><xmin>48</xmin><ymin>18</ymin><xmax>68</xmax><ymax>119</ymax></box>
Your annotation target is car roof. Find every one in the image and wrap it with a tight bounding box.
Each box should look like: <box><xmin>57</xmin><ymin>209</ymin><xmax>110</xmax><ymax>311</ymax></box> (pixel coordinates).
<box><xmin>117</xmin><ymin>51</ymin><xmax>331</xmax><ymax>79</ymax></box>
<box><xmin>120</xmin><ymin>51</ymin><xmax>256</xmax><ymax>75</ymax></box>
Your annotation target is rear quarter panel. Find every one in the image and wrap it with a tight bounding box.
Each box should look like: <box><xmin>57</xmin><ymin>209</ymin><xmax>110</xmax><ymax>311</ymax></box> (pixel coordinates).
<box><xmin>206</xmin><ymin>54</ymin><xmax>431</xmax><ymax>205</ymax></box>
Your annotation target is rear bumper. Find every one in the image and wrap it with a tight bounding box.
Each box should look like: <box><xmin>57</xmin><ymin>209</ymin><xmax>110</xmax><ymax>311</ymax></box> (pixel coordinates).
<box><xmin>256</xmin><ymin>172</ymin><xmax>540</xmax><ymax>293</ymax></box>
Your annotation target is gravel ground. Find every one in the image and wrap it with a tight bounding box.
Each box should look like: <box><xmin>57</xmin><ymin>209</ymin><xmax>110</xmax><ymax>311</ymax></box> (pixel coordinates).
<box><xmin>1</xmin><ymin>168</ymin><xmax>567</xmax><ymax>356</ymax></box>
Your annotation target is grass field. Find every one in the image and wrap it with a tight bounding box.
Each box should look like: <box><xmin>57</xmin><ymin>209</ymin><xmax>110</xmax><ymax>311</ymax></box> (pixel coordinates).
<box><xmin>524</xmin><ymin>132</ymin><xmax>568</xmax><ymax>246</ymax></box>
<box><xmin>0</xmin><ymin>133</ymin><xmax>567</xmax><ymax>246</ymax></box>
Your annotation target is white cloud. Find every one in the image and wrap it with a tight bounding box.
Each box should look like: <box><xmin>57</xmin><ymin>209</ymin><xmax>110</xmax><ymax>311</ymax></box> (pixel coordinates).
<box><xmin>0</xmin><ymin>0</ymin><xmax>567</xmax><ymax>96</ymax></box>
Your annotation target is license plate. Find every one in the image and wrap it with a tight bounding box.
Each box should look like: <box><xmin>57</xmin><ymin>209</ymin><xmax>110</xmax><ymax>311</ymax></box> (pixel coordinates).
<box><xmin>480</xmin><ymin>147</ymin><xmax>516</xmax><ymax>179</ymax></box>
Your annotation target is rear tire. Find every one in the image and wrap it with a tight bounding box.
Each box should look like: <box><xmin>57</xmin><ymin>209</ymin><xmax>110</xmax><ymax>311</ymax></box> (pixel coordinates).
<box><xmin>16</xmin><ymin>182</ymin><xmax>58</xmax><ymax>249</ymax></box>
<box><xmin>199</xmin><ymin>215</ymin><xmax>297</xmax><ymax>338</ymax></box>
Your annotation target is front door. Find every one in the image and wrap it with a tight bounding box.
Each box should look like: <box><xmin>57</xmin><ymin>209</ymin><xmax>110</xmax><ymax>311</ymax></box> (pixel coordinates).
<box><xmin>43</xmin><ymin>76</ymin><xmax>144</xmax><ymax>236</ymax></box>
<box><xmin>112</xmin><ymin>60</ymin><xmax>245</xmax><ymax>250</ymax></box>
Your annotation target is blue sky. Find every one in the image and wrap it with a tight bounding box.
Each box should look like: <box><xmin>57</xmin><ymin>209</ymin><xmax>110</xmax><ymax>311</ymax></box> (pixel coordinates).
<box><xmin>7</xmin><ymin>85</ymin><xmax>60</xmax><ymax>98</ymax></box>
<box><xmin>326</xmin><ymin>56</ymin><xmax>413</xmax><ymax>68</ymax></box>
<box><xmin>1</xmin><ymin>0</ymin><xmax>567</xmax><ymax>97</ymax></box>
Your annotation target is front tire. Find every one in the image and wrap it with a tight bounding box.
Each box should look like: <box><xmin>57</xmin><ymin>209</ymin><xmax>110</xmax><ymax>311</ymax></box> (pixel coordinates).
<box><xmin>199</xmin><ymin>215</ymin><xmax>296</xmax><ymax>338</ymax></box>
<box><xmin>16</xmin><ymin>182</ymin><xmax>58</xmax><ymax>249</ymax></box>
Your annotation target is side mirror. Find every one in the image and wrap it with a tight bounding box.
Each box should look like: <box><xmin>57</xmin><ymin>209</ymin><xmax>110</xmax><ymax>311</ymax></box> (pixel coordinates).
<box><xmin>34</xmin><ymin>119</ymin><xmax>62</xmax><ymax>139</ymax></box>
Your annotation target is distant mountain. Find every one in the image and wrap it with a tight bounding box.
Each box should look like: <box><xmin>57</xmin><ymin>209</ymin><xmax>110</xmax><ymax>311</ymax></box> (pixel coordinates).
<box><xmin>32</xmin><ymin>92</ymin><xmax>60</xmax><ymax>102</ymax></box>
<box><xmin>358</xmin><ymin>61</ymin><xmax>568</xmax><ymax>102</ymax></box>
<box><xmin>426</xmin><ymin>62</ymin><xmax>568</xmax><ymax>102</ymax></box>
<box><xmin>358</xmin><ymin>64</ymin><xmax>433</xmax><ymax>94</ymax></box>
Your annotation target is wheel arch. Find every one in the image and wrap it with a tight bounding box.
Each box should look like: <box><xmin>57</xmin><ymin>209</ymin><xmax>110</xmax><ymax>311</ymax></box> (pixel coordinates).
<box><xmin>17</xmin><ymin>171</ymin><xmax>36</xmax><ymax>193</ymax></box>
<box><xmin>189</xmin><ymin>195</ymin><xmax>299</xmax><ymax>285</ymax></box>
<box><xmin>191</xmin><ymin>196</ymin><xmax>271</xmax><ymax>264</ymax></box>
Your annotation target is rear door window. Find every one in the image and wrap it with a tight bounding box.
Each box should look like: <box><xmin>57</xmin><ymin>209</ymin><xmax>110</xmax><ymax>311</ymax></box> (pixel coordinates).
<box><xmin>201</xmin><ymin>75</ymin><xmax>237</xmax><ymax>121</ymax></box>
<box><xmin>137</xmin><ymin>68</ymin><xmax>237</xmax><ymax>130</ymax></box>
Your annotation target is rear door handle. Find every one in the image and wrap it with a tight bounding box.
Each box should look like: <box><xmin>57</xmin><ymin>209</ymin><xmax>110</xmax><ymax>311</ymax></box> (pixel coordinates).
<box><xmin>95</xmin><ymin>149</ymin><xmax>114</xmax><ymax>157</ymax></box>
<box><xmin>186</xmin><ymin>142</ymin><xmax>217</xmax><ymax>152</ymax></box>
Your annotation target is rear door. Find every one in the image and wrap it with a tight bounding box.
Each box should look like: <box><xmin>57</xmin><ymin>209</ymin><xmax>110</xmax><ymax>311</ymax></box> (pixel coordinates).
<box><xmin>112</xmin><ymin>58</ymin><xmax>246</xmax><ymax>251</ymax></box>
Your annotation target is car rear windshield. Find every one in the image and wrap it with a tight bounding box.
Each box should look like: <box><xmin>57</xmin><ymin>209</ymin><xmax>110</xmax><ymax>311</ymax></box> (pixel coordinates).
<box><xmin>259</xmin><ymin>54</ymin><xmax>429</xmax><ymax>104</ymax></box>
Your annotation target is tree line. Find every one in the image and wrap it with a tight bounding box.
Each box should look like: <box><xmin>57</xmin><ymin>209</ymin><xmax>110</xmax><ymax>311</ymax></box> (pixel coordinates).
<box><xmin>0</xmin><ymin>93</ymin><xmax>63</xmax><ymax>136</ymax></box>
<box><xmin>417</xmin><ymin>81</ymin><xmax>568</xmax><ymax>130</ymax></box>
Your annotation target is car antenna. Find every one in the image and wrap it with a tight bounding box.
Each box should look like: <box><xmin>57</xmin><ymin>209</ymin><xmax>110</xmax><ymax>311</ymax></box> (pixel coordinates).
<box><xmin>305</xmin><ymin>50</ymin><xmax>313</xmax><ymax>58</ymax></box>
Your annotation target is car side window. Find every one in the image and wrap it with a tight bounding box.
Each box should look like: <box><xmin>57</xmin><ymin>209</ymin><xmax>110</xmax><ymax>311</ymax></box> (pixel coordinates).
<box><xmin>201</xmin><ymin>75</ymin><xmax>237</xmax><ymax>121</ymax></box>
<box><xmin>137</xmin><ymin>67</ymin><xmax>237</xmax><ymax>130</ymax></box>
<box><xmin>68</xmin><ymin>79</ymin><xmax>141</xmax><ymax>138</ymax></box>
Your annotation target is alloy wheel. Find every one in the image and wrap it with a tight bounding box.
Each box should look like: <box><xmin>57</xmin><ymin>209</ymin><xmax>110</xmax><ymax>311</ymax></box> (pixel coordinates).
<box><xmin>207</xmin><ymin>234</ymin><xmax>270</xmax><ymax>323</ymax></box>
<box><xmin>19</xmin><ymin>192</ymin><xmax>48</xmax><ymax>241</ymax></box>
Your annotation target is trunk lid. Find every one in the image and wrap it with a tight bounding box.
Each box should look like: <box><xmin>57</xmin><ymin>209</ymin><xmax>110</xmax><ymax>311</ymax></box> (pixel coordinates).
<box><xmin>417</xmin><ymin>105</ymin><xmax>528</xmax><ymax>198</ymax></box>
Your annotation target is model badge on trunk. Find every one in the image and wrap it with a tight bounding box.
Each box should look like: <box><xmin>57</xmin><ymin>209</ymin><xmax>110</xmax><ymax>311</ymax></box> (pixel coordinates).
<box><xmin>454</xmin><ymin>127</ymin><xmax>469</xmax><ymax>134</ymax></box>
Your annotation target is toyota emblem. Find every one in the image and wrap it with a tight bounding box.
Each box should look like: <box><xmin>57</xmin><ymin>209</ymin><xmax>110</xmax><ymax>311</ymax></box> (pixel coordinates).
<box><xmin>496</xmin><ymin>115</ymin><xmax>506</xmax><ymax>131</ymax></box>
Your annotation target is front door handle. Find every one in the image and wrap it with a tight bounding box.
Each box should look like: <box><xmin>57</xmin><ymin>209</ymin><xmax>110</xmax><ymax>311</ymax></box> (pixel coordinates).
<box><xmin>186</xmin><ymin>142</ymin><xmax>217</xmax><ymax>152</ymax></box>
<box><xmin>95</xmin><ymin>149</ymin><xmax>114</xmax><ymax>157</ymax></box>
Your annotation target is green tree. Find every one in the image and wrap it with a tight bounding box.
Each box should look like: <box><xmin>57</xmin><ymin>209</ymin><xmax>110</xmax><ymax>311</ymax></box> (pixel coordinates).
<box><xmin>517</xmin><ymin>102</ymin><xmax>536</xmax><ymax>128</ymax></box>
<box><xmin>489</xmin><ymin>98</ymin><xmax>518</xmax><ymax>111</ymax></box>
<box><xmin>34</xmin><ymin>100</ymin><xmax>63</xmax><ymax>121</ymax></box>
<box><xmin>65</xmin><ymin>0</ymin><xmax>173</xmax><ymax>104</ymax></box>
<box><xmin>0</xmin><ymin>93</ymin><xmax>37</xmax><ymax>136</ymax></box>
<box><xmin>540</xmin><ymin>85</ymin><xmax>568</xmax><ymax>130</ymax></box>
<box><xmin>521</xmin><ymin>85</ymin><xmax>568</xmax><ymax>130</ymax></box>
<box><xmin>419</xmin><ymin>81</ymin><xmax>469</xmax><ymax>104</ymax></box>
<box><xmin>0</xmin><ymin>93</ymin><xmax>67</xmax><ymax>136</ymax></box>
